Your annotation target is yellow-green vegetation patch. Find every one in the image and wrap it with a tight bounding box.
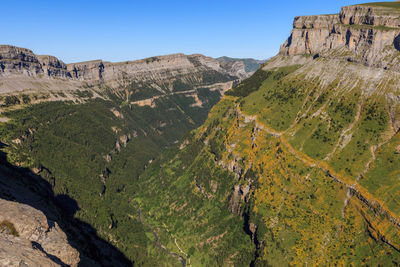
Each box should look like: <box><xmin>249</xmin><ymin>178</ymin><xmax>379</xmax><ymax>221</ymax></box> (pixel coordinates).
<box><xmin>362</xmin><ymin>132</ymin><xmax>400</xmax><ymax>214</ymax></box>
<box><xmin>358</xmin><ymin>2</ymin><xmax>400</xmax><ymax>9</ymax></box>
<box><xmin>240</xmin><ymin>65</ymin><xmax>302</xmax><ymax>131</ymax></box>
<box><xmin>329</xmin><ymin>96</ymin><xmax>390</xmax><ymax>178</ymax></box>
<box><xmin>0</xmin><ymin>220</ymin><xmax>19</xmax><ymax>236</ymax></box>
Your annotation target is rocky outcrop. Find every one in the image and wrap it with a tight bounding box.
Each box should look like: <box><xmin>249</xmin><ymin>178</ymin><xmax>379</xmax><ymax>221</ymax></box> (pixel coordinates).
<box><xmin>340</xmin><ymin>5</ymin><xmax>400</xmax><ymax>28</ymax></box>
<box><xmin>293</xmin><ymin>14</ymin><xmax>339</xmax><ymax>29</ymax></box>
<box><xmin>0</xmin><ymin>45</ymin><xmax>263</xmax><ymax>97</ymax></box>
<box><xmin>37</xmin><ymin>55</ymin><xmax>69</xmax><ymax>78</ymax></box>
<box><xmin>0</xmin><ymin>199</ymin><xmax>80</xmax><ymax>266</ymax></box>
<box><xmin>0</xmin><ymin>233</ymin><xmax>61</xmax><ymax>267</ymax></box>
<box><xmin>280</xmin><ymin>4</ymin><xmax>400</xmax><ymax>71</ymax></box>
<box><xmin>0</xmin><ymin>45</ymin><xmax>43</xmax><ymax>76</ymax></box>
<box><xmin>67</xmin><ymin>53</ymin><xmax>242</xmax><ymax>85</ymax></box>
<box><xmin>67</xmin><ymin>60</ymin><xmax>104</xmax><ymax>80</ymax></box>
<box><xmin>0</xmin><ymin>45</ymin><xmax>259</xmax><ymax>83</ymax></box>
<box><xmin>221</xmin><ymin>60</ymin><xmax>248</xmax><ymax>79</ymax></box>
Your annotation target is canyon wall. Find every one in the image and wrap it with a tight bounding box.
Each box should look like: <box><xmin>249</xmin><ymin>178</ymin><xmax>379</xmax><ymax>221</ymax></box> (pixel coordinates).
<box><xmin>280</xmin><ymin>4</ymin><xmax>400</xmax><ymax>71</ymax></box>
<box><xmin>0</xmin><ymin>45</ymin><xmax>251</xmax><ymax>83</ymax></box>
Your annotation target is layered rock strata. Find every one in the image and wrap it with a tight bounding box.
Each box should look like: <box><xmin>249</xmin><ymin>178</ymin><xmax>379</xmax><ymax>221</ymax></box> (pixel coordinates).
<box><xmin>280</xmin><ymin>4</ymin><xmax>400</xmax><ymax>71</ymax></box>
<box><xmin>0</xmin><ymin>45</ymin><xmax>252</xmax><ymax>83</ymax></box>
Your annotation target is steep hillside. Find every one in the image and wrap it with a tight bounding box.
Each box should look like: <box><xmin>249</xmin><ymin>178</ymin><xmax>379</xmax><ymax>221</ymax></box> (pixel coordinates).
<box><xmin>0</xmin><ymin>47</ymin><xmax>263</xmax><ymax>265</ymax></box>
<box><xmin>3</xmin><ymin>2</ymin><xmax>400</xmax><ymax>266</ymax></box>
<box><xmin>129</xmin><ymin>2</ymin><xmax>400</xmax><ymax>266</ymax></box>
<box><xmin>0</xmin><ymin>143</ymin><xmax>133</xmax><ymax>266</ymax></box>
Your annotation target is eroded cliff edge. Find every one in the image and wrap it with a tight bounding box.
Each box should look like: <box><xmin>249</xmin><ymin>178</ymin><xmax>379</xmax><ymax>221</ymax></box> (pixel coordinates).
<box><xmin>280</xmin><ymin>3</ymin><xmax>400</xmax><ymax>71</ymax></box>
<box><xmin>0</xmin><ymin>45</ymin><xmax>256</xmax><ymax>95</ymax></box>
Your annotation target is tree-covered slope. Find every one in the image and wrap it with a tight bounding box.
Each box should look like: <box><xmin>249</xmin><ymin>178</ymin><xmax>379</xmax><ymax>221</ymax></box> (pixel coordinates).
<box><xmin>0</xmin><ymin>85</ymin><xmax>223</xmax><ymax>265</ymax></box>
<box><xmin>2</xmin><ymin>2</ymin><xmax>400</xmax><ymax>266</ymax></box>
<box><xmin>132</xmin><ymin>56</ymin><xmax>400</xmax><ymax>265</ymax></box>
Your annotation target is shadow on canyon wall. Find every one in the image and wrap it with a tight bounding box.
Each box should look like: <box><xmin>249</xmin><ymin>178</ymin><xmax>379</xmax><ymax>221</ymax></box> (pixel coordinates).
<box><xmin>0</xmin><ymin>141</ymin><xmax>132</xmax><ymax>267</ymax></box>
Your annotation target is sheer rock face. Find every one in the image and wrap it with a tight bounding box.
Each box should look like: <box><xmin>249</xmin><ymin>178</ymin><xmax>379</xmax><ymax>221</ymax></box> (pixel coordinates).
<box><xmin>67</xmin><ymin>60</ymin><xmax>104</xmax><ymax>80</ymax></box>
<box><xmin>280</xmin><ymin>4</ymin><xmax>400</xmax><ymax>71</ymax></box>
<box><xmin>340</xmin><ymin>5</ymin><xmax>400</xmax><ymax>28</ymax></box>
<box><xmin>0</xmin><ymin>45</ymin><xmax>250</xmax><ymax>83</ymax></box>
<box><xmin>0</xmin><ymin>45</ymin><xmax>256</xmax><ymax>96</ymax></box>
<box><xmin>0</xmin><ymin>45</ymin><xmax>43</xmax><ymax>76</ymax></box>
<box><xmin>67</xmin><ymin>54</ymin><xmax>228</xmax><ymax>82</ymax></box>
<box><xmin>0</xmin><ymin>199</ymin><xmax>80</xmax><ymax>267</ymax></box>
<box><xmin>37</xmin><ymin>55</ymin><xmax>69</xmax><ymax>78</ymax></box>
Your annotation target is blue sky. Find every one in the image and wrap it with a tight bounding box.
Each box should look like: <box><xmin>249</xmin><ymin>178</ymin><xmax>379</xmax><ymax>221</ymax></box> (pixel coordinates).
<box><xmin>2</xmin><ymin>0</ymin><xmax>387</xmax><ymax>63</ymax></box>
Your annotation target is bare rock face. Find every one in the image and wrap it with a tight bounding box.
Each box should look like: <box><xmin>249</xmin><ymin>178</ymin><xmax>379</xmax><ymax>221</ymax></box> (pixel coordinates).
<box><xmin>0</xmin><ymin>199</ymin><xmax>80</xmax><ymax>266</ymax></box>
<box><xmin>0</xmin><ymin>45</ymin><xmax>259</xmax><ymax>97</ymax></box>
<box><xmin>67</xmin><ymin>59</ymin><xmax>104</xmax><ymax>80</ymax></box>
<box><xmin>280</xmin><ymin>4</ymin><xmax>400</xmax><ymax>71</ymax></box>
<box><xmin>0</xmin><ymin>233</ymin><xmax>60</xmax><ymax>267</ymax></box>
<box><xmin>67</xmin><ymin>53</ymin><xmax>235</xmax><ymax>83</ymax></box>
<box><xmin>0</xmin><ymin>45</ymin><xmax>254</xmax><ymax>83</ymax></box>
<box><xmin>340</xmin><ymin>5</ymin><xmax>400</xmax><ymax>28</ymax></box>
<box><xmin>222</xmin><ymin>60</ymin><xmax>248</xmax><ymax>79</ymax></box>
<box><xmin>37</xmin><ymin>55</ymin><xmax>69</xmax><ymax>78</ymax></box>
<box><xmin>0</xmin><ymin>45</ymin><xmax>42</xmax><ymax>76</ymax></box>
<box><xmin>293</xmin><ymin>14</ymin><xmax>339</xmax><ymax>29</ymax></box>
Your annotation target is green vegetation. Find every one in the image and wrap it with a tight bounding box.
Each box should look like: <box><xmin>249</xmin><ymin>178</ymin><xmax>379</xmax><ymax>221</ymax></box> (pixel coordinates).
<box><xmin>341</xmin><ymin>23</ymin><xmax>399</xmax><ymax>31</ymax></box>
<box><xmin>4</xmin><ymin>95</ymin><xmax>20</xmax><ymax>107</ymax></box>
<box><xmin>239</xmin><ymin>65</ymin><xmax>302</xmax><ymax>130</ymax></box>
<box><xmin>1</xmin><ymin>48</ymin><xmax>400</xmax><ymax>265</ymax></box>
<box><xmin>226</xmin><ymin>68</ymin><xmax>272</xmax><ymax>97</ymax></box>
<box><xmin>21</xmin><ymin>94</ymin><xmax>30</xmax><ymax>104</ymax></box>
<box><xmin>128</xmin><ymin>81</ymin><xmax>163</xmax><ymax>101</ymax></box>
<box><xmin>73</xmin><ymin>90</ymin><xmax>94</xmax><ymax>98</ymax></box>
<box><xmin>0</xmin><ymin>220</ymin><xmax>19</xmax><ymax>237</ymax></box>
<box><xmin>129</xmin><ymin>59</ymin><xmax>400</xmax><ymax>265</ymax></box>
<box><xmin>0</xmin><ymin>86</ymin><xmax>223</xmax><ymax>264</ymax></box>
<box><xmin>134</xmin><ymin>135</ymin><xmax>255</xmax><ymax>265</ymax></box>
<box><xmin>358</xmin><ymin>2</ymin><xmax>400</xmax><ymax>9</ymax></box>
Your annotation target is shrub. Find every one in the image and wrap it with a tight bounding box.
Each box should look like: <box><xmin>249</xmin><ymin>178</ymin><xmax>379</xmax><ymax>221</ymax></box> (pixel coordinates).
<box><xmin>22</xmin><ymin>94</ymin><xmax>31</xmax><ymax>104</ymax></box>
<box><xmin>4</xmin><ymin>96</ymin><xmax>20</xmax><ymax>106</ymax></box>
<box><xmin>0</xmin><ymin>220</ymin><xmax>19</xmax><ymax>236</ymax></box>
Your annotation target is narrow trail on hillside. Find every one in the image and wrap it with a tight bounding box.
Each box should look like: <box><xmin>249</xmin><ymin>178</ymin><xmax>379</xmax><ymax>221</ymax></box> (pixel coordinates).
<box><xmin>234</xmin><ymin>106</ymin><xmax>400</xmax><ymax>251</ymax></box>
<box><xmin>136</xmin><ymin>208</ymin><xmax>187</xmax><ymax>267</ymax></box>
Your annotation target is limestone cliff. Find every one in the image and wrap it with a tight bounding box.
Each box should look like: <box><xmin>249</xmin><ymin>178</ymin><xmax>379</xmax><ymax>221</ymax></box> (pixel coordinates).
<box><xmin>280</xmin><ymin>3</ymin><xmax>400</xmax><ymax>71</ymax></box>
<box><xmin>0</xmin><ymin>46</ymin><xmax>42</xmax><ymax>77</ymax></box>
<box><xmin>0</xmin><ymin>45</ymin><xmax>263</xmax><ymax>104</ymax></box>
<box><xmin>37</xmin><ymin>55</ymin><xmax>69</xmax><ymax>78</ymax></box>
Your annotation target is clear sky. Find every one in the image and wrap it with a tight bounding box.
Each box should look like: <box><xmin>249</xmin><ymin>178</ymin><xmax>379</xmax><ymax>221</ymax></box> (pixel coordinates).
<box><xmin>1</xmin><ymin>0</ymin><xmax>388</xmax><ymax>63</ymax></box>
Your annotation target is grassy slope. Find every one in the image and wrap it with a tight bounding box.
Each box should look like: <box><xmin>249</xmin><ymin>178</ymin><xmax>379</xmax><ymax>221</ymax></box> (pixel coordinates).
<box><xmin>134</xmin><ymin>61</ymin><xmax>400</xmax><ymax>265</ymax></box>
<box><xmin>359</xmin><ymin>2</ymin><xmax>400</xmax><ymax>9</ymax></box>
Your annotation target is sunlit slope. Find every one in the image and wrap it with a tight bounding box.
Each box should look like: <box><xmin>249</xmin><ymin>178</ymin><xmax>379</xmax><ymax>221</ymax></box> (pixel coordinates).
<box><xmin>135</xmin><ymin>59</ymin><xmax>400</xmax><ymax>265</ymax></box>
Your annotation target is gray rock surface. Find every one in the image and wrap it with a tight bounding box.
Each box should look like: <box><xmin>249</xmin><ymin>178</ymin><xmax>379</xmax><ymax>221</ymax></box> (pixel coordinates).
<box><xmin>0</xmin><ymin>45</ymin><xmax>259</xmax><ymax>98</ymax></box>
<box><xmin>0</xmin><ymin>45</ymin><xmax>42</xmax><ymax>76</ymax></box>
<box><xmin>340</xmin><ymin>5</ymin><xmax>400</xmax><ymax>28</ymax></box>
<box><xmin>280</xmin><ymin>4</ymin><xmax>400</xmax><ymax>72</ymax></box>
<box><xmin>0</xmin><ymin>45</ymin><xmax>254</xmax><ymax>83</ymax></box>
<box><xmin>0</xmin><ymin>233</ymin><xmax>59</xmax><ymax>267</ymax></box>
<box><xmin>0</xmin><ymin>199</ymin><xmax>80</xmax><ymax>266</ymax></box>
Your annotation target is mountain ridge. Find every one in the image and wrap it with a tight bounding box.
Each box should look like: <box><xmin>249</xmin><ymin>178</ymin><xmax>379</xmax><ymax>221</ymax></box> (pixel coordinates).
<box><xmin>281</xmin><ymin>3</ymin><xmax>400</xmax><ymax>72</ymax></box>
<box><xmin>0</xmin><ymin>44</ymin><xmax>260</xmax><ymax>82</ymax></box>
<box><xmin>2</xmin><ymin>2</ymin><xmax>400</xmax><ymax>266</ymax></box>
<box><xmin>129</xmin><ymin>2</ymin><xmax>400</xmax><ymax>265</ymax></box>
